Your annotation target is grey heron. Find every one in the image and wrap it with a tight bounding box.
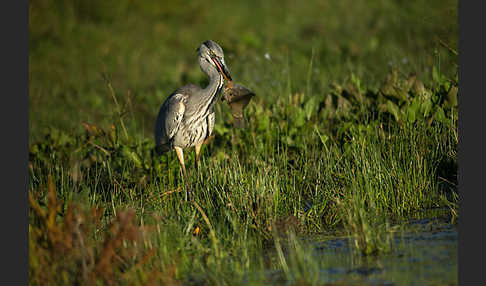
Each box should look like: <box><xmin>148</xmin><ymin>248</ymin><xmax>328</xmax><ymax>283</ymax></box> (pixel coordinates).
<box><xmin>154</xmin><ymin>40</ymin><xmax>232</xmax><ymax>199</ymax></box>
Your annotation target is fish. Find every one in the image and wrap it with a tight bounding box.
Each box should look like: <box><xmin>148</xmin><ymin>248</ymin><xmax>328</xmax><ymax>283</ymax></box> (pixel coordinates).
<box><xmin>221</xmin><ymin>81</ymin><xmax>255</xmax><ymax>128</ymax></box>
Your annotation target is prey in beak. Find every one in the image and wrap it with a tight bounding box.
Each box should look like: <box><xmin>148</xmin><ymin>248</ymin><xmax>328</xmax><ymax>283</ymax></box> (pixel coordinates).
<box><xmin>222</xmin><ymin>82</ymin><xmax>255</xmax><ymax>128</ymax></box>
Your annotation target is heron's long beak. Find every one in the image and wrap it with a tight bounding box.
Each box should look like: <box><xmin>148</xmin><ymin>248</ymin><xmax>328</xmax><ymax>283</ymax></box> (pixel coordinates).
<box><xmin>212</xmin><ymin>57</ymin><xmax>232</xmax><ymax>82</ymax></box>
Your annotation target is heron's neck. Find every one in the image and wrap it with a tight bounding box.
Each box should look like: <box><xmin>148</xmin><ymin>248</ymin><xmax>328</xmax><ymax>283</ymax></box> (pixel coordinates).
<box><xmin>201</xmin><ymin>71</ymin><xmax>223</xmax><ymax>107</ymax></box>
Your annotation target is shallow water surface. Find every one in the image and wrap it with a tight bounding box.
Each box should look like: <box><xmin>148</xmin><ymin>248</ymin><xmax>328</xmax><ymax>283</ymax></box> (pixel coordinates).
<box><xmin>318</xmin><ymin>219</ymin><xmax>456</xmax><ymax>285</ymax></box>
<box><xmin>265</xmin><ymin>218</ymin><xmax>457</xmax><ymax>286</ymax></box>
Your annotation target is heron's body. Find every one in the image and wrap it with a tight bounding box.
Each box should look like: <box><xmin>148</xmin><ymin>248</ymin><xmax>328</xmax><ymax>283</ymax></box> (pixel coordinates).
<box><xmin>155</xmin><ymin>80</ymin><xmax>222</xmax><ymax>152</ymax></box>
<box><xmin>154</xmin><ymin>40</ymin><xmax>231</xmax><ymax>198</ymax></box>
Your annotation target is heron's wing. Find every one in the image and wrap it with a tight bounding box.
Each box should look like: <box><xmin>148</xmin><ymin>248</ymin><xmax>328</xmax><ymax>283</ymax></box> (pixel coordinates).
<box><xmin>155</xmin><ymin>93</ymin><xmax>187</xmax><ymax>148</ymax></box>
<box><xmin>176</xmin><ymin>84</ymin><xmax>200</xmax><ymax>96</ymax></box>
<box><xmin>164</xmin><ymin>93</ymin><xmax>187</xmax><ymax>139</ymax></box>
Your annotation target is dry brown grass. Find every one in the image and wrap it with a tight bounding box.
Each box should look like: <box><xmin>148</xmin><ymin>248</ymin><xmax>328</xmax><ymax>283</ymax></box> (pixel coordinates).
<box><xmin>29</xmin><ymin>175</ymin><xmax>165</xmax><ymax>285</ymax></box>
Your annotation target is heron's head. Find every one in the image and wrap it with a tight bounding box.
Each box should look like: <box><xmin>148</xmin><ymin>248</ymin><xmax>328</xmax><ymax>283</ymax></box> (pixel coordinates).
<box><xmin>197</xmin><ymin>40</ymin><xmax>232</xmax><ymax>82</ymax></box>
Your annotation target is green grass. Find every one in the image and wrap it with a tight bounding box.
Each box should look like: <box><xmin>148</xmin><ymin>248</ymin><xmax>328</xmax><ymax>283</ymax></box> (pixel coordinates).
<box><xmin>29</xmin><ymin>0</ymin><xmax>458</xmax><ymax>285</ymax></box>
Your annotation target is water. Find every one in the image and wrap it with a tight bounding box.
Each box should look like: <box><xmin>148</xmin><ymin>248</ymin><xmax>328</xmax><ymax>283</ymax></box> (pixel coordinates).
<box><xmin>315</xmin><ymin>219</ymin><xmax>457</xmax><ymax>285</ymax></box>
<box><xmin>264</xmin><ymin>217</ymin><xmax>457</xmax><ymax>285</ymax></box>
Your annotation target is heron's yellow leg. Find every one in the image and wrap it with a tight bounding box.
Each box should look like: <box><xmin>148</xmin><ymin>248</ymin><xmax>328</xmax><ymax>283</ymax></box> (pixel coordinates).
<box><xmin>175</xmin><ymin>146</ymin><xmax>191</xmax><ymax>199</ymax></box>
<box><xmin>195</xmin><ymin>142</ymin><xmax>203</xmax><ymax>173</ymax></box>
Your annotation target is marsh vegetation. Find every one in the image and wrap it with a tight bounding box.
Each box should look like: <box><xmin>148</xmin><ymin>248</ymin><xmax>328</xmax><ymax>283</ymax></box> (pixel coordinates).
<box><xmin>29</xmin><ymin>0</ymin><xmax>458</xmax><ymax>284</ymax></box>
